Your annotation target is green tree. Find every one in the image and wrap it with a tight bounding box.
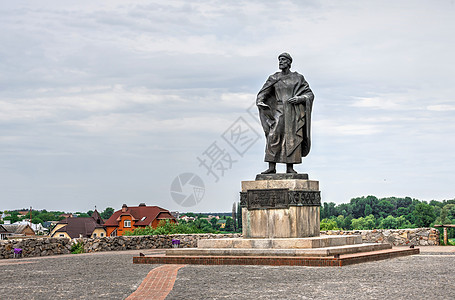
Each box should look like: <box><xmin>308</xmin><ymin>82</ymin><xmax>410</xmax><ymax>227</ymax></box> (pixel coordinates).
<box><xmin>350</xmin><ymin>196</ymin><xmax>378</xmax><ymax>218</ymax></box>
<box><xmin>435</xmin><ymin>204</ymin><xmax>454</xmax><ymax>225</ymax></box>
<box><xmin>379</xmin><ymin>215</ymin><xmax>398</xmax><ymax>229</ymax></box>
<box><xmin>376</xmin><ymin>200</ymin><xmax>394</xmax><ymax>218</ymax></box>
<box><xmin>320</xmin><ymin>218</ymin><xmax>339</xmax><ymax>231</ymax></box>
<box><xmin>364</xmin><ymin>204</ymin><xmax>373</xmax><ymax>216</ymax></box>
<box><xmin>4</xmin><ymin>214</ymin><xmax>20</xmax><ymax>223</ymax></box>
<box><xmin>76</xmin><ymin>212</ymin><xmax>90</xmax><ymax>218</ymax></box>
<box><xmin>209</xmin><ymin>217</ymin><xmax>218</xmax><ymax>229</ymax></box>
<box><xmin>351</xmin><ymin>215</ymin><xmax>376</xmax><ymax>230</ymax></box>
<box><xmin>101</xmin><ymin>207</ymin><xmax>115</xmax><ymax>219</ymax></box>
<box><xmin>31</xmin><ymin>217</ymin><xmax>43</xmax><ymax>224</ymax></box>
<box><xmin>236</xmin><ymin>202</ymin><xmax>242</xmax><ymax>231</ymax></box>
<box><xmin>396</xmin><ymin>207</ymin><xmax>409</xmax><ymax>217</ymax></box>
<box><xmin>342</xmin><ymin>215</ymin><xmax>353</xmax><ymax>230</ymax></box>
<box><xmin>413</xmin><ymin>202</ymin><xmax>436</xmax><ymax>227</ymax></box>
<box><xmin>225</xmin><ymin>217</ymin><xmax>234</xmax><ymax>231</ymax></box>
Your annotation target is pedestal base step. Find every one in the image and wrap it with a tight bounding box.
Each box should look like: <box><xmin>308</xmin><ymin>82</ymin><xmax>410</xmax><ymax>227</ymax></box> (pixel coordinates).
<box><xmin>167</xmin><ymin>243</ymin><xmax>390</xmax><ymax>257</ymax></box>
<box><xmin>198</xmin><ymin>235</ymin><xmax>362</xmax><ymax>249</ymax></box>
<box><xmin>133</xmin><ymin>248</ymin><xmax>419</xmax><ymax>267</ymax></box>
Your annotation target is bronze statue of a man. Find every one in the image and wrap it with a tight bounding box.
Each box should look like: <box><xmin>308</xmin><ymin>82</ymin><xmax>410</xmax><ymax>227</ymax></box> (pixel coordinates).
<box><xmin>256</xmin><ymin>53</ymin><xmax>314</xmax><ymax>174</ymax></box>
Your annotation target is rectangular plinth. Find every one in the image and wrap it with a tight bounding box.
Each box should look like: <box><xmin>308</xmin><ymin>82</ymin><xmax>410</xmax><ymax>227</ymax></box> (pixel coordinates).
<box><xmin>198</xmin><ymin>236</ymin><xmax>362</xmax><ymax>249</ymax></box>
<box><xmin>242</xmin><ymin>206</ymin><xmax>320</xmax><ymax>238</ymax></box>
<box><xmin>133</xmin><ymin>248</ymin><xmax>420</xmax><ymax>267</ymax></box>
<box><xmin>241</xmin><ymin>178</ymin><xmax>321</xmax><ymax>238</ymax></box>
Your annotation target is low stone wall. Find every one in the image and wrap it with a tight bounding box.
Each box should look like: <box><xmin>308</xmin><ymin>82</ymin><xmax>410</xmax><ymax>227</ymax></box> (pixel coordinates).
<box><xmin>321</xmin><ymin>228</ymin><xmax>439</xmax><ymax>246</ymax></box>
<box><xmin>0</xmin><ymin>237</ymin><xmax>72</xmax><ymax>259</ymax></box>
<box><xmin>0</xmin><ymin>233</ymin><xmax>241</xmax><ymax>259</ymax></box>
<box><xmin>82</xmin><ymin>233</ymin><xmax>241</xmax><ymax>253</ymax></box>
<box><xmin>0</xmin><ymin>229</ymin><xmax>439</xmax><ymax>259</ymax></box>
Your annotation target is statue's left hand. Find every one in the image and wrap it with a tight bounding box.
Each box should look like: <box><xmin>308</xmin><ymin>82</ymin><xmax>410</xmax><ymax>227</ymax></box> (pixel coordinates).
<box><xmin>287</xmin><ymin>96</ymin><xmax>302</xmax><ymax>104</ymax></box>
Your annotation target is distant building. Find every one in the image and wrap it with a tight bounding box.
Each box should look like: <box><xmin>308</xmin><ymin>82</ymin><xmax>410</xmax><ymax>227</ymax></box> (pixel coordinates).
<box><xmin>59</xmin><ymin>213</ymin><xmax>74</xmax><ymax>219</ymax></box>
<box><xmin>50</xmin><ymin>210</ymin><xmax>106</xmax><ymax>239</ymax></box>
<box><xmin>42</xmin><ymin>221</ymin><xmax>58</xmax><ymax>230</ymax></box>
<box><xmin>179</xmin><ymin>215</ymin><xmax>196</xmax><ymax>222</ymax></box>
<box><xmin>2</xmin><ymin>224</ymin><xmax>36</xmax><ymax>238</ymax></box>
<box><xmin>104</xmin><ymin>203</ymin><xmax>176</xmax><ymax>237</ymax></box>
<box><xmin>17</xmin><ymin>210</ymin><xmax>29</xmax><ymax>217</ymax></box>
<box><xmin>217</xmin><ymin>219</ymin><xmax>226</xmax><ymax>229</ymax></box>
<box><xmin>0</xmin><ymin>225</ymin><xmax>8</xmax><ymax>240</ymax></box>
<box><xmin>13</xmin><ymin>221</ymin><xmax>48</xmax><ymax>235</ymax></box>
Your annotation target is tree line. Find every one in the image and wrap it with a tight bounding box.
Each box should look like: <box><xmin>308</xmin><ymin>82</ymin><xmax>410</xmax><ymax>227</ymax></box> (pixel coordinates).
<box><xmin>320</xmin><ymin>195</ymin><xmax>455</xmax><ymax>234</ymax></box>
<box><xmin>1</xmin><ymin>207</ymin><xmax>115</xmax><ymax>225</ymax></box>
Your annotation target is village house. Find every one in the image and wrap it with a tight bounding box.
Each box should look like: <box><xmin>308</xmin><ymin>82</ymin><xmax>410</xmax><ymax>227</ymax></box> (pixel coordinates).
<box><xmin>104</xmin><ymin>203</ymin><xmax>176</xmax><ymax>236</ymax></box>
<box><xmin>2</xmin><ymin>224</ymin><xmax>36</xmax><ymax>238</ymax></box>
<box><xmin>59</xmin><ymin>213</ymin><xmax>74</xmax><ymax>219</ymax></box>
<box><xmin>50</xmin><ymin>210</ymin><xmax>106</xmax><ymax>239</ymax></box>
<box><xmin>17</xmin><ymin>210</ymin><xmax>29</xmax><ymax>217</ymax></box>
<box><xmin>0</xmin><ymin>225</ymin><xmax>8</xmax><ymax>240</ymax></box>
<box><xmin>13</xmin><ymin>220</ymin><xmax>48</xmax><ymax>235</ymax></box>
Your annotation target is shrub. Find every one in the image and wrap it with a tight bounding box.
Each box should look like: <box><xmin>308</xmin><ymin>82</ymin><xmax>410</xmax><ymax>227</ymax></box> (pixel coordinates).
<box><xmin>71</xmin><ymin>241</ymin><xmax>84</xmax><ymax>254</ymax></box>
<box><xmin>123</xmin><ymin>220</ymin><xmax>214</xmax><ymax>236</ymax></box>
<box><xmin>320</xmin><ymin>218</ymin><xmax>339</xmax><ymax>231</ymax></box>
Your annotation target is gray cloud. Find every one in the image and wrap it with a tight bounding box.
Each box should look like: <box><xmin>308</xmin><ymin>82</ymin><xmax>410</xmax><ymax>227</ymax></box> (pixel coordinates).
<box><xmin>1</xmin><ymin>1</ymin><xmax>454</xmax><ymax>212</ymax></box>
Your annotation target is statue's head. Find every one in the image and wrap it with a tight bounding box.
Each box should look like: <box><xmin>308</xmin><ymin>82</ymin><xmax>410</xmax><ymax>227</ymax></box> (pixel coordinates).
<box><xmin>278</xmin><ymin>52</ymin><xmax>292</xmax><ymax>70</ymax></box>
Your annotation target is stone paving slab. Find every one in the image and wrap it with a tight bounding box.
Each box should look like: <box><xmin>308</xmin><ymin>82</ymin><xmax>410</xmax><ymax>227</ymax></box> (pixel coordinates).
<box><xmin>0</xmin><ymin>249</ymin><xmax>162</xmax><ymax>300</ymax></box>
<box><xmin>167</xmin><ymin>249</ymin><xmax>455</xmax><ymax>299</ymax></box>
<box><xmin>2</xmin><ymin>246</ymin><xmax>455</xmax><ymax>299</ymax></box>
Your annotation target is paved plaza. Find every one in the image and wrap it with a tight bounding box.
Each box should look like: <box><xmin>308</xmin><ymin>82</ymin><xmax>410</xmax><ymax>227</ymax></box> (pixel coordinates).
<box><xmin>1</xmin><ymin>247</ymin><xmax>454</xmax><ymax>299</ymax></box>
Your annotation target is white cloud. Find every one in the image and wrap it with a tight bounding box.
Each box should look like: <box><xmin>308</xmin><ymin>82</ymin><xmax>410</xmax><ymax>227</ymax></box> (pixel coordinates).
<box><xmin>427</xmin><ymin>104</ymin><xmax>455</xmax><ymax>112</ymax></box>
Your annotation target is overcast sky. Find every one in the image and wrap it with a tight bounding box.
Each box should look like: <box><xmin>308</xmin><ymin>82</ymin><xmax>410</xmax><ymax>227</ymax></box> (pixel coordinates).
<box><xmin>1</xmin><ymin>1</ymin><xmax>454</xmax><ymax>213</ymax></box>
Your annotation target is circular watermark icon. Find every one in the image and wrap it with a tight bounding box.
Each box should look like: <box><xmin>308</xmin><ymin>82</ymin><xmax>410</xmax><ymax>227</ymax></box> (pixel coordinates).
<box><xmin>170</xmin><ymin>172</ymin><xmax>205</xmax><ymax>207</ymax></box>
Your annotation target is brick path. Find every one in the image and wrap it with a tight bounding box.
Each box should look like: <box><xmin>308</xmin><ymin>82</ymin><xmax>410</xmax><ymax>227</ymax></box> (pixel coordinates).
<box><xmin>127</xmin><ymin>264</ymin><xmax>186</xmax><ymax>300</ymax></box>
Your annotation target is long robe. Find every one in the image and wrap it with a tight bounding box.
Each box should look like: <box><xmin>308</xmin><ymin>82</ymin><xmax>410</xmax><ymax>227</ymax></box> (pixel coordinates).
<box><xmin>256</xmin><ymin>71</ymin><xmax>314</xmax><ymax>163</ymax></box>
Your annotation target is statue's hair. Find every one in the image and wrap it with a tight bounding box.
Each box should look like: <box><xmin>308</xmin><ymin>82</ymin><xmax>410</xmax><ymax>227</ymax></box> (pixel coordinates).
<box><xmin>278</xmin><ymin>52</ymin><xmax>292</xmax><ymax>63</ymax></box>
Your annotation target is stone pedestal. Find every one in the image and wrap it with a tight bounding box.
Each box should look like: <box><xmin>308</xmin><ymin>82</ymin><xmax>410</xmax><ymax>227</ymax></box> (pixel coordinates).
<box><xmin>240</xmin><ymin>174</ymin><xmax>321</xmax><ymax>238</ymax></box>
<box><xmin>135</xmin><ymin>173</ymin><xmax>420</xmax><ymax>266</ymax></box>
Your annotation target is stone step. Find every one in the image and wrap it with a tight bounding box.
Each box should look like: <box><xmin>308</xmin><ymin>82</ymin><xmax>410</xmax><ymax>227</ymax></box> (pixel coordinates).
<box><xmin>198</xmin><ymin>235</ymin><xmax>363</xmax><ymax>249</ymax></box>
<box><xmin>167</xmin><ymin>243</ymin><xmax>391</xmax><ymax>257</ymax></box>
<box><xmin>134</xmin><ymin>248</ymin><xmax>419</xmax><ymax>267</ymax></box>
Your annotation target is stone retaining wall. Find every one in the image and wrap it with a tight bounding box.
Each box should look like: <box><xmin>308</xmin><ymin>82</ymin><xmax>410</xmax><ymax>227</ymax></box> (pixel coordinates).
<box><xmin>321</xmin><ymin>228</ymin><xmax>439</xmax><ymax>246</ymax></box>
<box><xmin>0</xmin><ymin>229</ymin><xmax>439</xmax><ymax>259</ymax></box>
<box><xmin>0</xmin><ymin>233</ymin><xmax>241</xmax><ymax>259</ymax></box>
<box><xmin>82</xmin><ymin>233</ymin><xmax>241</xmax><ymax>253</ymax></box>
<box><xmin>0</xmin><ymin>237</ymin><xmax>72</xmax><ymax>259</ymax></box>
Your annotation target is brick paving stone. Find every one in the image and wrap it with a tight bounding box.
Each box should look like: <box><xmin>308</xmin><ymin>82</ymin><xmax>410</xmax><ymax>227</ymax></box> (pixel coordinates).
<box><xmin>127</xmin><ymin>265</ymin><xmax>185</xmax><ymax>300</ymax></box>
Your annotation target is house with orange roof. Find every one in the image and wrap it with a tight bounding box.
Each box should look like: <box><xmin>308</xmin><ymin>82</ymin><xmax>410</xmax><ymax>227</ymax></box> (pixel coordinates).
<box><xmin>104</xmin><ymin>203</ymin><xmax>176</xmax><ymax>236</ymax></box>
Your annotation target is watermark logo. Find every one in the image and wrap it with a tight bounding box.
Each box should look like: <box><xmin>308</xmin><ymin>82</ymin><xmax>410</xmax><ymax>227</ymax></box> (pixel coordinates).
<box><xmin>170</xmin><ymin>173</ymin><xmax>205</xmax><ymax>207</ymax></box>
<box><xmin>221</xmin><ymin>116</ymin><xmax>260</xmax><ymax>157</ymax></box>
<box><xmin>170</xmin><ymin>100</ymin><xmax>261</xmax><ymax>207</ymax></box>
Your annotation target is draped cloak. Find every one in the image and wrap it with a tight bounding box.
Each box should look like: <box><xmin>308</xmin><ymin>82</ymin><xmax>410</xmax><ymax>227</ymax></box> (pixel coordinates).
<box><xmin>256</xmin><ymin>71</ymin><xmax>314</xmax><ymax>163</ymax></box>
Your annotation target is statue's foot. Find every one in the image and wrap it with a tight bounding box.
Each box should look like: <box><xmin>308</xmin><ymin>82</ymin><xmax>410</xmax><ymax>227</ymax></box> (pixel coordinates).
<box><xmin>261</xmin><ymin>168</ymin><xmax>276</xmax><ymax>174</ymax></box>
<box><xmin>286</xmin><ymin>168</ymin><xmax>297</xmax><ymax>174</ymax></box>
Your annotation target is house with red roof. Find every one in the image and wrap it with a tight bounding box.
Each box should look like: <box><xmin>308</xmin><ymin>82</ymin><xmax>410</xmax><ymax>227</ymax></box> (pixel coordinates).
<box><xmin>104</xmin><ymin>203</ymin><xmax>176</xmax><ymax>236</ymax></box>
